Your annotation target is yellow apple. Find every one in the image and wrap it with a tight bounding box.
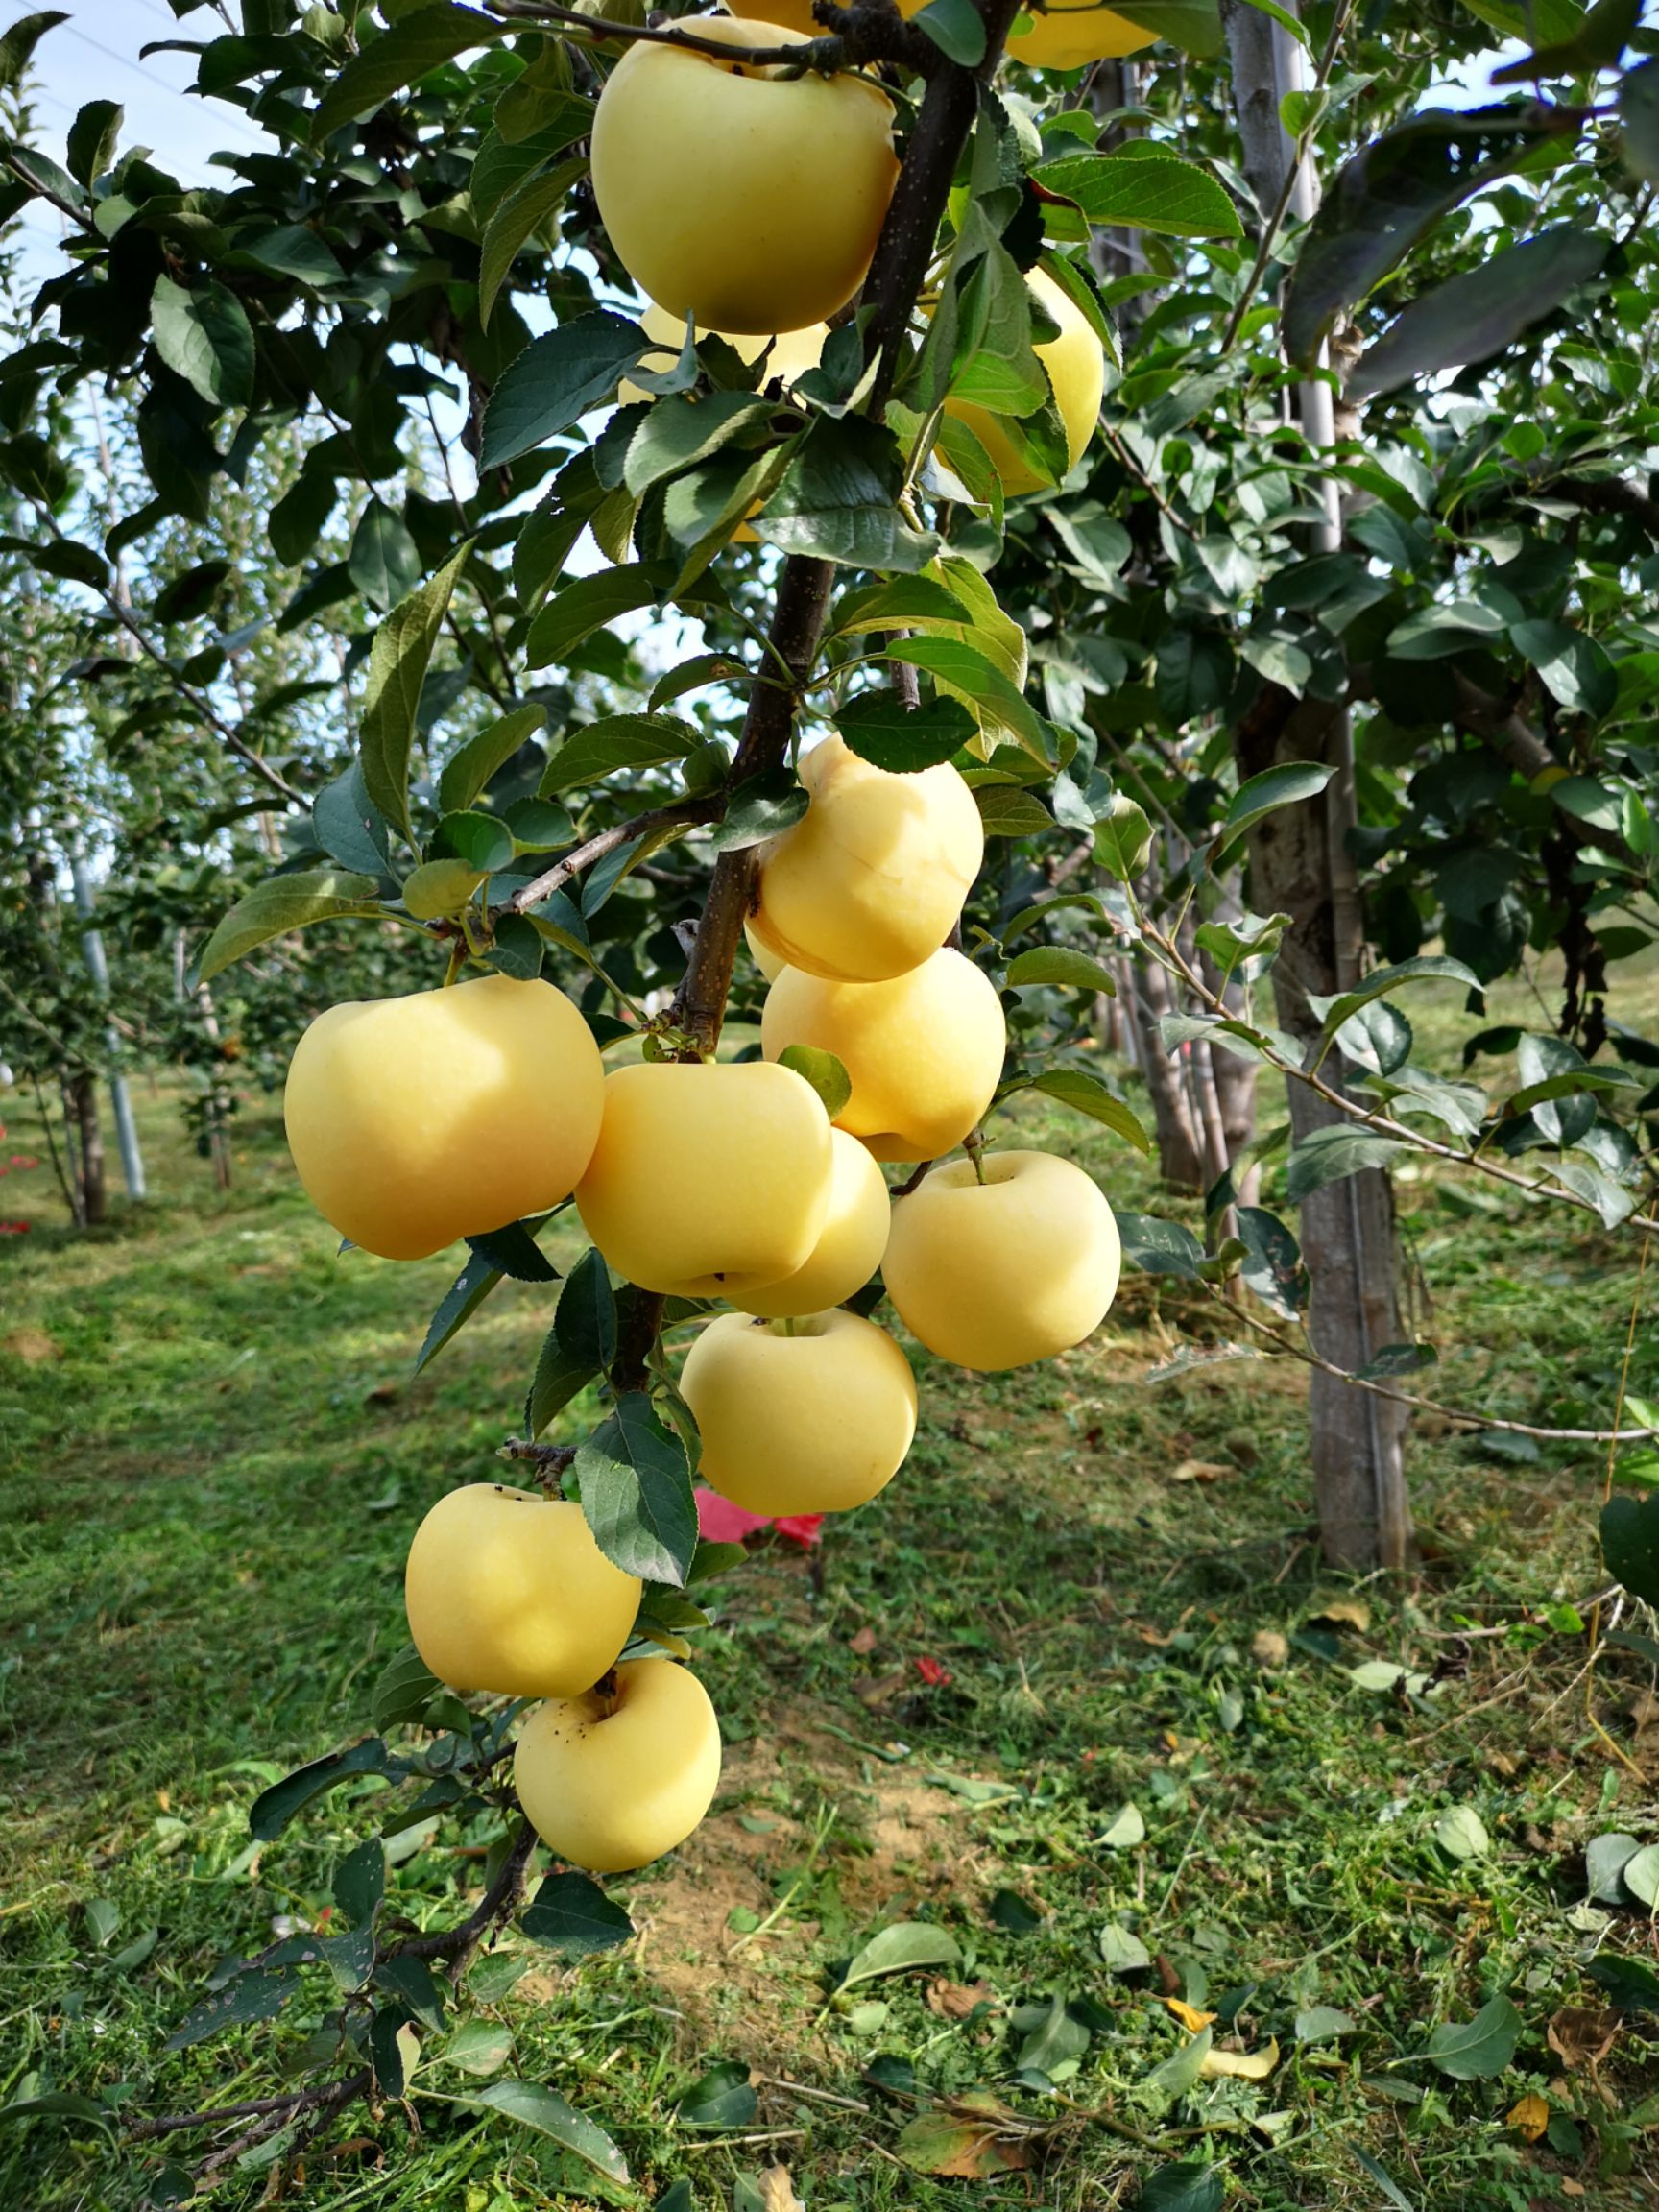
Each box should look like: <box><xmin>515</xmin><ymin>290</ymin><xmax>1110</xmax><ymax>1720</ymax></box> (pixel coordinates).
<box><xmin>761</xmin><ymin>948</ymin><xmax>1006</xmax><ymax>1164</ymax></box>
<box><xmin>1006</xmin><ymin>2</ymin><xmax>1155</xmax><ymax>70</ymax></box>
<box><xmin>680</xmin><ymin>1308</ymin><xmax>916</xmax><ymax>1513</ymax></box>
<box><xmin>404</xmin><ymin>1483</ymin><xmax>641</xmax><ymax>1699</ymax></box>
<box><xmin>745</xmin><ymin>918</ymin><xmax>787</xmax><ymax>983</ymax></box>
<box><xmin>515</xmin><ymin>1659</ymin><xmax>722</xmax><ymax>1873</ymax></box>
<box><xmin>749</xmin><ymin>735</ymin><xmax>985</xmax><ymax>983</ymax></box>
<box><xmin>883</xmin><ymin>1147</ymin><xmax>1120</xmax><ymax>1369</ymax></box>
<box><xmin>590</xmin><ymin>16</ymin><xmax>899</xmax><ymax>335</ymax></box>
<box><xmin>283</xmin><ymin>973</ymin><xmax>604</xmax><ymax>1262</ymax></box>
<box><xmin>946</xmin><ymin>266</ymin><xmax>1104</xmax><ymax>497</ymax></box>
<box><xmin>575</xmin><ymin>1060</ymin><xmax>833</xmax><ymax>1295</ymax></box>
<box><xmin>732</xmin><ymin>1126</ymin><xmax>890</xmax><ymax>1318</ymax></box>
<box><xmin>619</xmin><ymin>303</ymin><xmax>828</xmax><ymax>406</ymax></box>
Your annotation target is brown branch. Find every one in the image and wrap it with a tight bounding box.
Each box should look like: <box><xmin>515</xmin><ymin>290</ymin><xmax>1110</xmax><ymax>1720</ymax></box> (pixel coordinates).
<box><xmin>399</xmin><ymin>1819</ymin><xmax>539</xmax><ymax>1974</ymax></box>
<box><xmin>1449</xmin><ymin>670</ymin><xmax>1634</xmax><ymax>863</ymax></box>
<box><xmin>483</xmin><ymin>0</ymin><xmax>938</xmax><ymax>74</ymax></box>
<box><xmin>505</xmin><ymin>795</ymin><xmax>722</xmax><ymax>917</ymax></box>
<box><xmin>1527</xmin><ymin>473</ymin><xmax>1659</xmax><ymax>540</ymax></box>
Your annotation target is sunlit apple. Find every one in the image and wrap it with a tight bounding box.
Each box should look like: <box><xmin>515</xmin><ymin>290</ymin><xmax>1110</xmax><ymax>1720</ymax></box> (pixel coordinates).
<box><xmin>515</xmin><ymin>1658</ymin><xmax>722</xmax><ymax>1872</ymax></box>
<box><xmin>947</xmin><ymin>266</ymin><xmax>1104</xmax><ymax>497</ymax></box>
<box><xmin>731</xmin><ymin>1126</ymin><xmax>890</xmax><ymax>1318</ymax></box>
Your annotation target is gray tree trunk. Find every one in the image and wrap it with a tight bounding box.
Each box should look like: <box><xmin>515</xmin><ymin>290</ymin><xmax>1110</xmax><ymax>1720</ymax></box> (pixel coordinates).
<box><xmin>1222</xmin><ymin>0</ymin><xmax>1413</xmax><ymax>1569</ymax></box>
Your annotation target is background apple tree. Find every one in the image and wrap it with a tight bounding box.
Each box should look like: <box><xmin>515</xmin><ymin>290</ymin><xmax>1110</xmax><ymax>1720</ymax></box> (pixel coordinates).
<box><xmin>4</xmin><ymin>0</ymin><xmax>1659</xmax><ymax>2192</ymax></box>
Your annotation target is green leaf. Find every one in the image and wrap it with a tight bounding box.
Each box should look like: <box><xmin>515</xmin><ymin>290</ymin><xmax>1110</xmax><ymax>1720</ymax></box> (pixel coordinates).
<box><xmin>1117</xmin><ymin>1213</ymin><xmax>1204</xmax><ymax>1277</ymax></box>
<box><xmin>1587</xmin><ymin>1952</ymin><xmax>1659</xmax><ymax>2014</ymax></box>
<box><xmin>1491</xmin><ymin>0</ymin><xmax>1640</xmax><ymax>80</ymax></box>
<box><xmin>1008</xmin><ymin>947</ymin><xmax>1118</xmax><ymax>994</ymax></box>
<box><xmin>64</xmin><ymin>98</ymin><xmax>120</xmax><ymax>188</ymax></box>
<box><xmin>894</xmin><ymin>636</ymin><xmax>1052</xmax><ymax>765</ymax></box>
<box><xmin>1100</xmin><ymin>1922</ymin><xmax>1152</xmax><ymax>1973</ymax></box>
<box><xmin>1620</xmin><ymin>59</ymin><xmax>1659</xmax><ymax>180</ymax></box>
<box><xmin>374</xmin><ymin>1953</ymin><xmax>447</xmax><ymax>2035</ymax></box>
<box><xmin>349</xmin><ymin>503</ymin><xmax>423</xmax><ymax>613</ymax></box>
<box><xmin>1352</xmin><ymin>227</ymin><xmax>1607</xmax><ymax>398</ymax></box>
<box><xmin>624</xmin><ymin>391</ymin><xmax>774</xmax><ymax>497</ymax></box>
<box><xmin>522</xmin><ymin>1870</ymin><xmax>635</xmax><ymax>1957</ymax></box>
<box><xmin>576</xmin><ymin>1394</ymin><xmax>699</xmax><ymax>1585</ymax></box>
<box><xmin>1024</xmin><ymin>1067</ymin><xmax>1151</xmax><ymax>1154</ymax></box>
<box><xmin>268</xmin><ymin>468</ymin><xmax>338</xmax><ymax>566</ymax></box>
<box><xmin>1284</xmin><ymin>107</ymin><xmax>1553</xmax><ymax>366</ymax></box>
<box><xmin>1034</xmin><ymin>151</ymin><xmax>1241</xmax><ymax>240</ymax></box>
<box><xmin>0</xmin><ymin>2092</ymin><xmax>111</xmax><ymax>2129</ymax></box>
<box><xmin>1110</xmin><ymin>0</ymin><xmax>1224</xmax><ymax>55</ymax></box>
<box><xmin>402</xmin><ymin>858</ymin><xmax>486</xmax><ymax>921</ymax></box>
<box><xmin>165</xmin><ymin>1967</ymin><xmax>301</xmax><ymax>2052</ymax></box>
<box><xmin>479</xmin><ymin>313</ymin><xmax>647</xmax><ymax>469</ymax></box>
<box><xmin>1099</xmin><ymin>1801</ymin><xmax>1145</xmax><ymax>1849</ymax></box>
<box><xmin>1602</xmin><ymin>1492</ymin><xmax>1659</xmax><ymax>1605</ymax></box>
<box><xmin>836</xmin><ymin>691</ymin><xmax>974</xmax><ymax>773</ymax></box>
<box><xmin>0</xmin><ymin>533</ymin><xmax>107</xmax><ymax>588</ymax></box>
<box><xmin>370</xmin><ymin>1645</ymin><xmax>444</xmax><ymax>1731</ymax></box>
<box><xmin>704</xmin><ymin>770</ymin><xmax>807</xmax><ymax>855</ymax></box>
<box><xmin>478</xmin><ymin>159</ymin><xmax>585</xmax><ymax>329</ymax></box>
<box><xmin>1348</xmin><ymin>2147</ymin><xmax>1416</xmax><ymax>2212</ymax></box>
<box><xmin>436</xmin><ymin>810</ymin><xmax>515</xmax><ymax>875</ymax></box>
<box><xmin>677</xmin><ymin>2060</ymin><xmax>758</xmax><ymax>2129</ymax></box>
<box><xmin>1295</xmin><ymin>2005</ymin><xmax>1357</xmax><ymax>2044</ymax></box>
<box><xmin>153</xmin><ymin>561</ymin><xmax>230</xmax><ymax>627</ymax></box>
<box><xmin>527</xmin><ymin>564</ymin><xmax>663</xmax><ymax>669</ymax></box>
<box><xmin>360</xmin><ymin>540</ymin><xmax>471</xmax><ymax>844</ymax></box>
<box><xmin>914</xmin><ymin>0</ymin><xmax>987</xmax><ymax>60</ymax></box>
<box><xmin>466</xmin><ymin>1219</ymin><xmax>557</xmax><ymax>1282</ymax></box>
<box><xmin>150</xmin><ymin>276</ymin><xmax>254</xmax><ymax>410</ymax></box>
<box><xmin>463</xmin><ymin>2081</ymin><xmax>629</xmax><ymax>2184</ymax></box>
<box><xmin>0</xmin><ymin>12</ymin><xmax>66</xmax><ymax>92</ymax></box>
<box><xmin>313</xmin><ymin>3</ymin><xmax>509</xmax><ymax>137</ymax></box>
<box><xmin>1422</xmin><ymin>1995</ymin><xmax>1522</xmax><ymax>2080</ymax></box>
<box><xmin>441</xmin><ymin>2020</ymin><xmax>514</xmax><ymax>2077</ymax></box>
<box><xmin>1433</xmin><ymin>1806</ymin><xmax>1490</xmax><ymax>1861</ymax></box>
<box><xmin>975</xmin><ymin>784</ymin><xmax>1053</xmax><ymax>838</ymax></box>
<box><xmin>334</xmin><ymin>1839</ymin><xmax>386</xmax><ymax>1929</ymax></box>
<box><xmin>755</xmin><ymin>416</ymin><xmax>939</xmax><ymax>572</ymax></box>
<box><xmin>1221</xmin><ymin>762</ymin><xmax>1335</xmax><ymax>847</ymax></box>
<box><xmin>1143</xmin><ymin>2028</ymin><xmax>1213</xmax><ymax>2102</ymax></box>
<box><xmin>414</xmin><ymin>1248</ymin><xmax>504</xmax><ymax>1373</ymax></box>
<box><xmin>839</xmin><ymin>1922</ymin><xmax>960</xmax><ymax>1990</ymax></box>
<box><xmin>1140</xmin><ymin>2165</ymin><xmax>1224</xmax><ymax>2212</ymax></box>
<box><xmin>539</xmin><ymin>712</ymin><xmax>698</xmax><ymax>795</ymax></box>
<box><xmin>197</xmin><ymin>869</ymin><xmax>381</xmax><ymax>983</ymax></box>
<box><xmin>1285</xmin><ymin>1124</ymin><xmax>1407</xmax><ymax>1203</ymax></box>
<box><xmin>1307</xmin><ymin>954</ymin><xmax>1481</xmax><ymax>1040</ymax></box>
<box><xmin>238</xmin><ymin>224</ymin><xmax>346</xmax><ymax>288</ymax></box>
<box><xmin>439</xmin><ymin>704</ymin><xmax>547</xmax><ymax>813</ymax></box>
<box><xmin>778</xmin><ymin>1045</ymin><xmax>853</xmax><ymax>1119</ymax></box>
<box><xmin>249</xmin><ymin>1740</ymin><xmax>404</xmax><ymax>1842</ymax></box>
<box><xmin>1094</xmin><ymin>794</ymin><xmax>1154</xmax><ymax>880</ymax></box>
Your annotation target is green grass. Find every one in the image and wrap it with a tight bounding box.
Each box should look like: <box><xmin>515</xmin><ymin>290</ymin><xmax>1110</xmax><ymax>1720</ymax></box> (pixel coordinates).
<box><xmin>2</xmin><ymin>1023</ymin><xmax>1657</xmax><ymax>2212</ymax></box>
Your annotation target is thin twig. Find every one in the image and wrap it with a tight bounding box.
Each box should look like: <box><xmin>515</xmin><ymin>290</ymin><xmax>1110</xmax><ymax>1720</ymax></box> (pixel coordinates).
<box><xmin>504</xmin><ymin>796</ymin><xmax>720</xmax><ymax>916</ymax></box>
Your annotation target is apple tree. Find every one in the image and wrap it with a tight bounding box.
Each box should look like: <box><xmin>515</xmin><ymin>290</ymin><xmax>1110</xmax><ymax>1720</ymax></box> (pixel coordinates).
<box><xmin>3</xmin><ymin>0</ymin><xmax>1658</xmax><ymax>2192</ymax></box>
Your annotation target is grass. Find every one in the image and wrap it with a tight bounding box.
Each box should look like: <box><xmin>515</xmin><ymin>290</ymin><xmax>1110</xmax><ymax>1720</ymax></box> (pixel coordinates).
<box><xmin>2</xmin><ymin>1003</ymin><xmax>1658</xmax><ymax>2212</ymax></box>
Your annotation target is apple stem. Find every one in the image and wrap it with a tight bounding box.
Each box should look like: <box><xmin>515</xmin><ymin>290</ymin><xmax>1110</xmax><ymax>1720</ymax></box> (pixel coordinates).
<box><xmin>964</xmin><ymin>1127</ymin><xmax>988</xmax><ymax>1185</ymax></box>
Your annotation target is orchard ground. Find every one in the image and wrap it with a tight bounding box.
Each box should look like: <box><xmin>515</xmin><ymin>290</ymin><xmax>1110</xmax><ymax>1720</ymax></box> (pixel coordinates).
<box><xmin>3</xmin><ymin>971</ymin><xmax>1659</xmax><ymax>2212</ymax></box>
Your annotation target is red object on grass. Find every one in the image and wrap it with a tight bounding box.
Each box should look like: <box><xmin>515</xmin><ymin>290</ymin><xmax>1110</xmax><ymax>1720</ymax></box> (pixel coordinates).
<box><xmin>694</xmin><ymin>1487</ymin><xmax>825</xmax><ymax>1551</ymax></box>
<box><xmin>0</xmin><ymin>1221</ymin><xmax>31</xmax><ymax>1236</ymax></box>
<box><xmin>914</xmin><ymin>1655</ymin><xmax>952</xmax><ymax>1688</ymax></box>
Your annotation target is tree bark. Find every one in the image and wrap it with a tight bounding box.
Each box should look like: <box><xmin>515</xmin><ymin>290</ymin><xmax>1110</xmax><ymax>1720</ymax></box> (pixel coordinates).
<box><xmin>1223</xmin><ymin>0</ymin><xmax>1412</xmax><ymax>1570</ymax></box>
<box><xmin>71</xmin><ymin>1070</ymin><xmax>107</xmax><ymax>1227</ymax></box>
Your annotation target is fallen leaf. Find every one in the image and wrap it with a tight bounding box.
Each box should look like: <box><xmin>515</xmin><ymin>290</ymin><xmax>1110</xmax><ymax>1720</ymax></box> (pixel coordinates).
<box><xmin>1166</xmin><ymin>1997</ymin><xmax>1218</xmax><ymax>2032</ymax></box>
<box><xmin>1098</xmin><ymin>1803</ymin><xmax>1145</xmax><ymax>1850</ymax></box>
<box><xmin>1309</xmin><ymin>1598</ymin><xmax>1371</xmax><ymax>1631</ymax></box>
<box><xmin>1562</xmin><ymin>2182</ymin><xmax>1586</xmax><ymax>2199</ymax></box>
<box><xmin>1201</xmin><ymin>2034</ymin><xmax>1280</xmax><ymax>2081</ymax></box>
<box><xmin>849</xmin><ymin>1626</ymin><xmax>878</xmax><ymax>1656</ymax></box>
<box><xmin>1506</xmin><ymin>2092</ymin><xmax>1549</xmax><ymax>2141</ymax></box>
<box><xmin>1250</xmin><ymin>1630</ymin><xmax>1290</xmax><ymax>1670</ymax></box>
<box><xmin>1170</xmin><ymin>1458</ymin><xmax>1230</xmax><ymax>1483</ymax></box>
<box><xmin>895</xmin><ymin>2092</ymin><xmax>1030</xmax><ymax>2178</ymax></box>
<box><xmin>927</xmin><ymin>1980</ymin><xmax>998</xmax><ymax>2020</ymax></box>
<box><xmin>758</xmin><ymin>2167</ymin><xmax>804</xmax><ymax>2212</ymax></box>
<box><xmin>2</xmin><ymin>1328</ymin><xmax>60</xmax><ymax>1364</ymax></box>
<box><xmin>1547</xmin><ymin>2007</ymin><xmax>1620</xmax><ymax>2071</ymax></box>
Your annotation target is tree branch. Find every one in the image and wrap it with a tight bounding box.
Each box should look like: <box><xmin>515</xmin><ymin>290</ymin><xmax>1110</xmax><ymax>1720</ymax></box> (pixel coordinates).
<box><xmin>505</xmin><ymin>795</ymin><xmax>723</xmax><ymax>917</ymax></box>
<box><xmin>483</xmin><ymin>0</ymin><xmax>938</xmax><ymax>75</ymax></box>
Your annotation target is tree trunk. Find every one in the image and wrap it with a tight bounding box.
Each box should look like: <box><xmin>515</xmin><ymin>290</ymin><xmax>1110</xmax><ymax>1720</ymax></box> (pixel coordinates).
<box><xmin>71</xmin><ymin>846</ymin><xmax>146</xmax><ymax>1202</ymax></box>
<box><xmin>71</xmin><ymin>1070</ymin><xmax>107</xmax><ymax>1225</ymax></box>
<box><xmin>1130</xmin><ymin>953</ymin><xmax>1206</xmax><ymax>1191</ymax></box>
<box><xmin>194</xmin><ymin>980</ymin><xmax>235</xmax><ymax>1191</ymax></box>
<box><xmin>1223</xmin><ymin>0</ymin><xmax>1413</xmax><ymax>1570</ymax></box>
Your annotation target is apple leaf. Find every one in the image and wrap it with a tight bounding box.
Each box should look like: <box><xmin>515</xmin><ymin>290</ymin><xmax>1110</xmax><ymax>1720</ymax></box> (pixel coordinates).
<box><xmin>576</xmin><ymin>1391</ymin><xmax>699</xmax><ymax>1584</ymax></box>
<box><xmin>521</xmin><ymin>1871</ymin><xmax>635</xmax><ymax>1957</ymax></box>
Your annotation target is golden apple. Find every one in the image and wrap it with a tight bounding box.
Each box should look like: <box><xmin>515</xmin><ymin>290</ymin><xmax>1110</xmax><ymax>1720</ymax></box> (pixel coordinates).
<box><xmin>745</xmin><ymin>918</ymin><xmax>787</xmax><ymax>983</ymax></box>
<box><xmin>749</xmin><ymin>734</ymin><xmax>985</xmax><ymax>983</ymax></box>
<box><xmin>515</xmin><ymin>1659</ymin><xmax>722</xmax><ymax>1873</ymax></box>
<box><xmin>575</xmin><ymin>1060</ymin><xmax>833</xmax><ymax>1295</ymax></box>
<box><xmin>760</xmin><ymin>948</ymin><xmax>1006</xmax><ymax>1164</ymax></box>
<box><xmin>883</xmin><ymin>1147</ymin><xmax>1120</xmax><ymax>1370</ymax></box>
<box><xmin>590</xmin><ymin>17</ymin><xmax>899</xmax><ymax>335</ymax></box>
<box><xmin>283</xmin><ymin>973</ymin><xmax>604</xmax><ymax>1262</ymax></box>
<box><xmin>680</xmin><ymin>1308</ymin><xmax>916</xmax><ymax>1514</ymax></box>
<box><xmin>1006</xmin><ymin>2</ymin><xmax>1155</xmax><ymax>70</ymax></box>
<box><xmin>946</xmin><ymin>266</ymin><xmax>1104</xmax><ymax>497</ymax></box>
<box><xmin>732</xmin><ymin>1126</ymin><xmax>890</xmax><ymax>1318</ymax></box>
<box><xmin>404</xmin><ymin>1483</ymin><xmax>641</xmax><ymax>1699</ymax></box>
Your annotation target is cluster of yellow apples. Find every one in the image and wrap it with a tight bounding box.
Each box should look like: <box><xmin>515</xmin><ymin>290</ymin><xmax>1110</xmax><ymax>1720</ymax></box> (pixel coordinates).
<box><xmin>590</xmin><ymin>13</ymin><xmax>1109</xmax><ymax>500</ymax></box>
<box><xmin>282</xmin><ymin>735</ymin><xmax>1120</xmax><ymax>1877</ymax></box>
